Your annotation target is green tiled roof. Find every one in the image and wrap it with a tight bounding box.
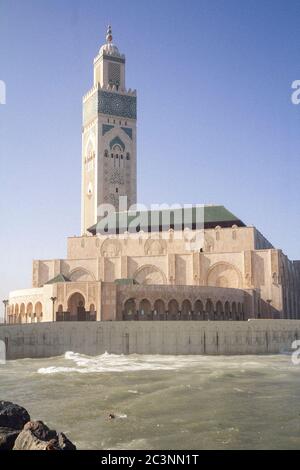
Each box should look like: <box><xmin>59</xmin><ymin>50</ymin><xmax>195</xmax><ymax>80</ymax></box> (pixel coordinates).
<box><xmin>45</xmin><ymin>274</ymin><xmax>71</xmax><ymax>285</ymax></box>
<box><xmin>88</xmin><ymin>205</ymin><xmax>245</xmax><ymax>235</ymax></box>
<box><xmin>203</xmin><ymin>205</ymin><xmax>241</xmax><ymax>223</ymax></box>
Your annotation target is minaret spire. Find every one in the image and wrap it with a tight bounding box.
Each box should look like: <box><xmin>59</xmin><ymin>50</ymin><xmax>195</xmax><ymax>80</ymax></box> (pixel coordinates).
<box><xmin>106</xmin><ymin>25</ymin><xmax>113</xmax><ymax>43</ymax></box>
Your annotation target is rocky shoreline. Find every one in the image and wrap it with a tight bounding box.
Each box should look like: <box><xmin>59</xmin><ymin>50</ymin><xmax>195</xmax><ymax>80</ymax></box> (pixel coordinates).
<box><xmin>0</xmin><ymin>401</ymin><xmax>76</xmax><ymax>450</ymax></box>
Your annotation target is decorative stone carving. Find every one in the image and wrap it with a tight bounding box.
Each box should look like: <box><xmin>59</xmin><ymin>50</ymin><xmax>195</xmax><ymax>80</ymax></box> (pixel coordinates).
<box><xmin>99</xmin><ymin>90</ymin><xmax>137</xmax><ymax>119</ymax></box>
<box><xmin>134</xmin><ymin>265</ymin><xmax>166</xmax><ymax>285</ymax></box>
<box><xmin>144</xmin><ymin>239</ymin><xmax>166</xmax><ymax>256</ymax></box>
<box><xmin>207</xmin><ymin>262</ymin><xmax>242</xmax><ymax>289</ymax></box>
<box><xmin>101</xmin><ymin>239</ymin><xmax>122</xmax><ymax>257</ymax></box>
<box><xmin>69</xmin><ymin>268</ymin><xmax>94</xmax><ymax>282</ymax></box>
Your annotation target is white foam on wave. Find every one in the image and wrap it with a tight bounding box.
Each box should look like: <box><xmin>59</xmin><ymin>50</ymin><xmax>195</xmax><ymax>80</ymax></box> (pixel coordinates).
<box><xmin>37</xmin><ymin>351</ymin><xmax>291</xmax><ymax>375</ymax></box>
<box><xmin>37</xmin><ymin>351</ymin><xmax>188</xmax><ymax>375</ymax></box>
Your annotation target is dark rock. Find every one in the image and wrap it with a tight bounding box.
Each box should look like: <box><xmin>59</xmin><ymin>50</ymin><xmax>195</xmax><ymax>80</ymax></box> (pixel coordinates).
<box><xmin>0</xmin><ymin>402</ymin><xmax>76</xmax><ymax>450</ymax></box>
<box><xmin>0</xmin><ymin>401</ymin><xmax>30</xmax><ymax>430</ymax></box>
<box><xmin>57</xmin><ymin>432</ymin><xmax>76</xmax><ymax>450</ymax></box>
<box><xmin>23</xmin><ymin>420</ymin><xmax>56</xmax><ymax>441</ymax></box>
<box><xmin>13</xmin><ymin>430</ymin><xmax>48</xmax><ymax>450</ymax></box>
<box><xmin>0</xmin><ymin>427</ymin><xmax>20</xmax><ymax>450</ymax></box>
<box><xmin>14</xmin><ymin>421</ymin><xmax>76</xmax><ymax>451</ymax></box>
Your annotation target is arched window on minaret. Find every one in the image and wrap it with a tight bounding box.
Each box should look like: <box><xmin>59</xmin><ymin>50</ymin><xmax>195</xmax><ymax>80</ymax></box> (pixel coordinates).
<box><xmin>111</xmin><ymin>144</ymin><xmax>123</xmax><ymax>168</ymax></box>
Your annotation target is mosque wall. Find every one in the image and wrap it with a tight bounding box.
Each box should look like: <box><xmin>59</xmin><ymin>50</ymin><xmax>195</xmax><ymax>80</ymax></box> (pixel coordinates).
<box><xmin>1</xmin><ymin>320</ymin><xmax>300</xmax><ymax>358</ymax></box>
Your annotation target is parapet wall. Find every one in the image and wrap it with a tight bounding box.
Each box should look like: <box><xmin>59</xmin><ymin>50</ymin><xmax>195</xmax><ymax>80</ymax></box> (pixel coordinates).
<box><xmin>0</xmin><ymin>320</ymin><xmax>300</xmax><ymax>359</ymax></box>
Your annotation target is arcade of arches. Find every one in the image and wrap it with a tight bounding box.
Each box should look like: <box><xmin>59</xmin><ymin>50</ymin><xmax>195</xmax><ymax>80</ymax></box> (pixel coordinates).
<box><xmin>8</xmin><ymin>301</ymin><xmax>43</xmax><ymax>324</ymax></box>
<box><xmin>8</xmin><ymin>294</ymin><xmax>97</xmax><ymax>324</ymax></box>
<box><xmin>122</xmin><ymin>298</ymin><xmax>244</xmax><ymax>321</ymax></box>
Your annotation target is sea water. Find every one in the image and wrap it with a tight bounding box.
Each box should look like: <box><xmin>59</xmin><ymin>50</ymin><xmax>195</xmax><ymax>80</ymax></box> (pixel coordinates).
<box><xmin>0</xmin><ymin>353</ymin><xmax>300</xmax><ymax>450</ymax></box>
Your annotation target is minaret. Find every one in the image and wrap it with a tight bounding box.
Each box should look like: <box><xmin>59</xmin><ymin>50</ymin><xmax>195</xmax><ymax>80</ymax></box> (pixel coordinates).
<box><xmin>81</xmin><ymin>26</ymin><xmax>137</xmax><ymax>234</ymax></box>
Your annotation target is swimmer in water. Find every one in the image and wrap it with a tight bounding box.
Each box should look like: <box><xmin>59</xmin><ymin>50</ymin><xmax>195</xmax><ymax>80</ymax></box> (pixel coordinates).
<box><xmin>108</xmin><ymin>413</ymin><xmax>115</xmax><ymax>420</ymax></box>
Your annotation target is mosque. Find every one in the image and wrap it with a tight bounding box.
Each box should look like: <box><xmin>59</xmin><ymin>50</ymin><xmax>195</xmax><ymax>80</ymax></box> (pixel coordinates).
<box><xmin>7</xmin><ymin>27</ymin><xmax>300</xmax><ymax>324</ymax></box>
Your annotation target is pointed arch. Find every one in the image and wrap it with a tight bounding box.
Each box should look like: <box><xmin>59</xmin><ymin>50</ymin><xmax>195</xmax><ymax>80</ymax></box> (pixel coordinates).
<box><xmin>207</xmin><ymin>262</ymin><xmax>243</xmax><ymax>289</ymax></box>
<box><xmin>133</xmin><ymin>265</ymin><xmax>167</xmax><ymax>286</ymax></box>
<box><xmin>109</xmin><ymin>136</ymin><xmax>125</xmax><ymax>151</ymax></box>
<box><xmin>69</xmin><ymin>268</ymin><xmax>95</xmax><ymax>282</ymax></box>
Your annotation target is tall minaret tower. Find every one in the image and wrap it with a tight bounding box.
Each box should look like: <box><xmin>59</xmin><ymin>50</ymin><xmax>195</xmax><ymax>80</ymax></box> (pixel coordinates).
<box><xmin>81</xmin><ymin>26</ymin><xmax>137</xmax><ymax>234</ymax></box>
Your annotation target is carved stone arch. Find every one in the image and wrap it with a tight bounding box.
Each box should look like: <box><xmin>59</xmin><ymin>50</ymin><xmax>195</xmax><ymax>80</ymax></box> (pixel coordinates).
<box><xmin>69</xmin><ymin>268</ymin><xmax>95</xmax><ymax>282</ymax></box>
<box><xmin>67</xmin><ymin>291</ymin><xmax>87</xmax><ymax>307</ymax></box>
<box><xmin>144</xmin><ymin>238</ymin><xmax>167</xmax><ymax>256</ymax></box>
<box><xmin>27</xmin><ymin>302</ymin><xmax>33</xmax><ymax>321</ymax></box>
<box><xmin>100</xmin><ymin>238</ymin><xmax>122</xmax><ymax>257</ymax></box>
<box><xmin>109</xmin><ymin>136</ymin><xmax>125</xmax><ymax>152</ymax></box>
<box><xmin>215</xmin><ymin>226</ymin><xmax>221</xmax><ymax>241</ymax></box>
<box><xmin>67</xmin><ymin>292</ymin><xmax>86</xmax><ymax>319</ymax></box>
<box><xmin>123</xmin><ymin>298</ymin><xmax>136</xmax><ymax>320</ymax></box>
<box><xmin>85</xmin><ymin>133</ymin><xmax>96</xmax><ymax>157</ymax></box>
<box><xmin>20</xmin><ymin>303</ymin><xmax>25</xmax><ymax>318</ymax></box>
<box><xmin>133</xmin><ymin>265</ymin><xmax>167</xmax><ymax>286</ymax></box>
<box><xmin>154</xmin><ymin>299</ymin><xmax>166</xmax><ymax>320</ymax></box>
<box><xmin>207</xmin><ymin>262</ymin><xmax>243</xmax><ymax>289</ymax></box>
<box><xmin>34</xmin><ymin>302</ymin><xmax>43</xmax><ymax>322</ymax></box>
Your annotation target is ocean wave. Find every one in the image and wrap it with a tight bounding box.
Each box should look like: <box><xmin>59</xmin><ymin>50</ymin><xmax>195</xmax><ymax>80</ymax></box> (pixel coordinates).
<box><xmin>37</xmin><ymin>351</ymin><xmax>185</xmax><ymax>375</ymax></box>
<box><xmin>37</xmin><ymin>351</ymin><xmax>292</xmax><ymax>375</ymax></box>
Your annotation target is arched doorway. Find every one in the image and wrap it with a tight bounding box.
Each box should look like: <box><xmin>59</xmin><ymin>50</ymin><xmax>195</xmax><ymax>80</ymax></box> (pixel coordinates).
<box><xmin>14</xmin><ymin>304</ymin><xmax>19</xmax><ymax>324</ymax></box>
<box><xmin>216</xmin><ymin>301</ymin><xmax>224</xmax><ymax>320</ymax></box>
<box><xmin>168</xmin><ymin>299</ymin><xmax>179</xmax><ymax>320</ymax></box>
<box><xmin>181</xmin><ymin>300</ymin><xmax>192</xmax><ymax>320</ymax></box>
<box><xmin>27</xmin><ymin>303</ymin><xmax>33</xmax><ymax>323</ymax></box>
<box><xmin>194</xmin><ymin>300</ymin><xmax>204</xmax><ymax>320</ymax></box>
<box><xmin>89</xmin><ymin>304</ymin><xmax>96</xmax><ymax>321</ymax></box>
<box><xmin>232</xmin><ymin>302</ymin><xmax>237</xmax><ymax>320</ymax></box>
<box><xmin>34</xmin><ymin>302</ymin><xmax>43</xmax><ymax>323</ymax></box>
<box><xmin>139</xmin><ymin>299</ymin><xmax>151</xmax><ymax>321</ymax></box>
<box><xmin>224</xmin><ymin>301</ymin><xmax>230</xmax><ymax>320</ymax></box>
<box><xmin>20</xmin><ymin>303</ymin><xmax>25</xmax><ymax>324</ymax></box>
<box><xmin>123</xmin><ymin>298</ymin><xmax>136</xmax><ymax>320</ymax></box>
<box><xmin>68</xmin><ymin>293</ymin><xmax>86</xmax><ymax>321</ymax></box>
<box><xmin>205</xmin><ymin>299</ymin><xmax>213</xmax><ymax>321</ymax></box>
<box><xmin>154</xmin><ymin>299</ymin><xmax>165</xmax><ymax>321</ymax></box>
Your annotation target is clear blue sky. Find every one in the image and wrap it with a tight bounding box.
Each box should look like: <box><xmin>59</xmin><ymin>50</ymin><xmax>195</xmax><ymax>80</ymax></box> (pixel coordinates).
<box><xmin>0</xmin><ymin>0</ymin><xmax>300</xmax><ymax>317</ymax></box>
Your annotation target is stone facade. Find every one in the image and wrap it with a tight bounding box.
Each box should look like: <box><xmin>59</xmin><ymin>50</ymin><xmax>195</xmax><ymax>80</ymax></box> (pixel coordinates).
<box><xmin>7</xmin><ymin>223</ymin><xmax>300</xmax><ymax>323</ymax></box>
<box><xmin>6</xmin><ymin>27</ymin><xmax>300</xmax><ymax>325</ymax></box>
<box><xmin>2</xmin><ymin>320</ymin><xmax>300</xmax><ymax>357</ymax></box>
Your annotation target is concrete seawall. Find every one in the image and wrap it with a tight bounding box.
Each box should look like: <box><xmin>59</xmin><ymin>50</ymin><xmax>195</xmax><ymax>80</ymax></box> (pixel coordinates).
<box><xmin>1</xmin><ymin>320</ymin><xmax>300</xmax><ymax>359</ymax></box>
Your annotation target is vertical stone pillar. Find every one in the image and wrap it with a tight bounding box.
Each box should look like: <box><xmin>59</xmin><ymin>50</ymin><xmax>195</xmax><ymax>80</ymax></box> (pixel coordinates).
<box><xmin>192</xmin><ymin>252</ymin><xmax>200</xmax><ymax>285</ymax></box>
<box><xmin>244</xmin><ymin>250</ymin><xmax>253</xmax><ymax>288</ymax></box>
<box><xmin>121</xmin><ymin>256</ymin><xmax>128</xmax><ymax>279</ymax></box>
<box><xmin>167</xmin><ymin>254</ymin><xmax>176</xmax><ymax>285</ymax></box>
